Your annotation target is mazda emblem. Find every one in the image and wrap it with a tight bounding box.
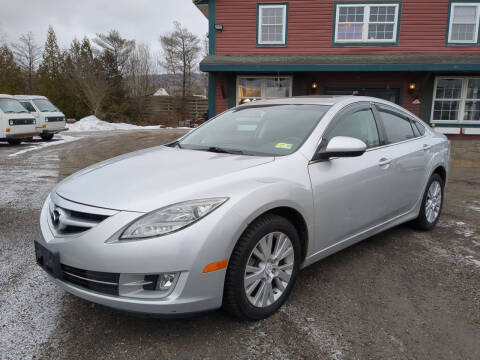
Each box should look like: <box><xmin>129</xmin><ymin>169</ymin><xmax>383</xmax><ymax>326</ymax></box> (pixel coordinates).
<box><xmin>52</xmin><ymin>210</ymin><xmax>60</xmax><ymax>225</ymax></box>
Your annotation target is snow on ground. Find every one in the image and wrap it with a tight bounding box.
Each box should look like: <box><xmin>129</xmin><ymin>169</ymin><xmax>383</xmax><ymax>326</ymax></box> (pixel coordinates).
<box><xmin>8</xmin><ymin>134</ymin><xmax>80</xmax><ymax>158</ymax></box>
<box><xmin>67</xmin><ymin>115</ymin><xmax>161</xmax><ymax>132</ymax></box>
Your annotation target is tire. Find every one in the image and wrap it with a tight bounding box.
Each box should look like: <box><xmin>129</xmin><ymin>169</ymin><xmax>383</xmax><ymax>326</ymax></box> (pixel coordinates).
<box><xmin>223</xmin><ymin>214</ymin><xmax>301</xmax><ymax>320</ymax></box>
<box><xmin>411</xmin><ymin>173</ymin><xmax>444</xmax><ymax>231</ymax></box>
<box><xmin>7</xmin><ymin>138</ymin><xmax>21</xmax><ymax>145</ymax></box>
<box><xmin>41</xmin><ymin>134</ymin><xmax>54</xmax><ymax>141</ymax></box>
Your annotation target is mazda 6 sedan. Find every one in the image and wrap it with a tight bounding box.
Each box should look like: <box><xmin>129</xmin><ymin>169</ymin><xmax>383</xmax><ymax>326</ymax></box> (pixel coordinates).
<box><xmin>36</xmin><ymin>96</ymin><xmax>450</xmax><ymax>320</ymax></box>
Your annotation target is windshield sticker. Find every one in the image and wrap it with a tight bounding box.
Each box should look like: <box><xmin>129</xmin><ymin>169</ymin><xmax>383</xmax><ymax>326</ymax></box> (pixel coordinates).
<box><xmin>275</xmin><ymin>143</ymin><xmax>293</xmax><ymax>150</ymax></box>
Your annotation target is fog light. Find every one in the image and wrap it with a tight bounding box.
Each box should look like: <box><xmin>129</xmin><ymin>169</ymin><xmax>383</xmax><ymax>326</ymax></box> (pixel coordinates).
<box><xmin>143</xmin><ymin>272</ymin><xmax>179</xmax><ymax>291</ymax></box>
<box><xmin>158</xmin><ymin>273</ymin><xmax>176</xmax><ymax>291</ymax></box>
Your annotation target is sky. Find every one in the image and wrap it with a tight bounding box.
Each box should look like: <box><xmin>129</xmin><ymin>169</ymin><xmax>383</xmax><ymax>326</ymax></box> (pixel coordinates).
<box><xmin>0</xmin><ymin>0</ymin><xmax>208</xmax><ymax>53</ymax></box>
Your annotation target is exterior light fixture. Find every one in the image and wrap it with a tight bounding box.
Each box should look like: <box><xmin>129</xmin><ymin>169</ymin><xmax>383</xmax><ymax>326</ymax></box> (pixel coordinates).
<box><xmin>409</xmin><ymin>83</ymin><xmax>416</xmax><ymax>91</ymax></box>
<box><xmin>311</xmin><ymin>81</ymin><xmax>318</xmax><ymax>89</ymax></box>
<box><xmin>214</xmin><ymin>24</ymin><xmax>223</xmax><ymax>32</ymax></box>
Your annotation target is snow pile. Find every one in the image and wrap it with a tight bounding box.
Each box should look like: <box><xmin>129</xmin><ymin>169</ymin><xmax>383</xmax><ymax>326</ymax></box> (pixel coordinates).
<box><xmin>153</xmin><ymin>88</ymin><xmax>169</xmax><ymax>96</ymax></box>
<box><xmin>67</xmin><ymin>115</ymin><xmax>161</xmax><ymax>132</ymax></box>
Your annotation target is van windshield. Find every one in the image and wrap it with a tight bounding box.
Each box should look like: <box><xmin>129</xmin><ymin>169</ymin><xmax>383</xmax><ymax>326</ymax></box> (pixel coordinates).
<box><xmin>178</xmin><ymin>104</ymin><xmax>330</xmax><ymax>156</ymax></box>
<box><xmin>33</xmin><ymin>99</ymin><xmax>59</xmax><ymax>112</ymax></box>
<box><xmin>0</xmin><ymin>99</ymin><xmax>29</xmax><ymax>114</ymax></box>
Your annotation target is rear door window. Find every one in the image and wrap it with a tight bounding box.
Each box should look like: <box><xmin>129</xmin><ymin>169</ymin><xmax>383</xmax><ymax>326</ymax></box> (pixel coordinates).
<box><xmin>377</xmin><ymin>107</ymin><xmax>416</xmax><ymax>144</ymax></box>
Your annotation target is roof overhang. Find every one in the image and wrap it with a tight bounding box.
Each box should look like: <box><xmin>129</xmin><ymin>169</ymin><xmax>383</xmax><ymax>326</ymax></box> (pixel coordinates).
<box><xmin>200</xmin><ymin>54</ymin><xmax>480</xmax><ymax>73</ymax></box>
<box><xmin>193</xmin><ymin>0</ymin><xmax>209</xmax><ymax>19</ymax></box>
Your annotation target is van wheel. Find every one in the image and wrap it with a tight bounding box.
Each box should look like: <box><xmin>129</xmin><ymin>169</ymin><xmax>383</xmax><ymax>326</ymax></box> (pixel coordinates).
<box><xmin>411</xmin><ymin>174</ymin><xmax>444</xmax><ymax>231</ymax></box>
<box><xmin>7</xmin><ymin>139</ymin><xmax>21</xmax><ymax>145</ymax></box>
<box><xmin>223</xmin><ymin>214</ymin><xmax>301</xmax><ymax>320</ymax></box>
<box><xmin>41</xmin><ymin>134</ymin><xmax>54</xmax><ymax>141</ymax></box>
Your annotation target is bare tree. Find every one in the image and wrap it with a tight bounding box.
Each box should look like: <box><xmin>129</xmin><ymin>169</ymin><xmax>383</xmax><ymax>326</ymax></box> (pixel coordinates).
<box><xmin>124</xmin><ymin>43</ymin><xmax>159</xmax><ymax>121</ymax></box>
<box><xmin>11</xmin><ymin>32</ymin><xmax>41</xmax><ymax>92</ymax></box>
<box><xmin>159</xmin><ymin>22</ymin><xmax>201</xmax><ymax>100</ymax></box>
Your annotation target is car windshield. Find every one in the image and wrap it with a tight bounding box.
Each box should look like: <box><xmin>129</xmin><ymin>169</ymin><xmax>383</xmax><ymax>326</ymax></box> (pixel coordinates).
<box><xmin>0</xmin><ymin>99</ymin><xmax>29</xmax><ymax>114</ymax></box>
<box><xmin>178</xmin><ymin>104</ymin><xmax>330</xmax><ymax>156</ymax></box>
<box><xmin>33</xmin><ymin>99</ymin><xmax>59</xmax><ymax>112</ymax></box>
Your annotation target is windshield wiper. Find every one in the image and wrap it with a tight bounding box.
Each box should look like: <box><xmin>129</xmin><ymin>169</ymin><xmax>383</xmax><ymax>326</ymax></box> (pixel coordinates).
<box><xmin>207</xmin><ymin>146</ymin><xmax>244</xmax><ymax>155</ymax></box>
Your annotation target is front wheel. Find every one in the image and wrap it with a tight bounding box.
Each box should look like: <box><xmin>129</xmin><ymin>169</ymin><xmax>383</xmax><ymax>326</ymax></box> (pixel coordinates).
<box><xmin>223</xmin><ymin>214</ymin><xmax>301</xmax><ymax>320</ymax></box>
<box><xmin>412</xmin><ymin>174</ymin><xmax>444</xmax><ymax>231</ymax></box>
<box><xmin>7</xmin><ymin>138</ymin><xmax>21</xmax><ymax>145</ymax></box>
<box><xmin>41</xmin><ymin>133</ymin><xmax>54</xmax><ymax>141</ymax></box>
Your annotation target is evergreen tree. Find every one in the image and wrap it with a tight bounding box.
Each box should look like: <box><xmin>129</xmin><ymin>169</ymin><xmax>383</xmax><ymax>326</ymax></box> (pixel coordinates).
<box><xmin>0</xmin><ymin>44</ymin><xmax>23</xmax><ymax>93</ymax></box>
<box><xmin>37</xmin><ymin>26</ymin><xmax>73</xmax><ymax>117</ymax></box>
<box><xmin>93</xmin><ymin>30</ymin><xmax>134</xmax><ymax>121</ymax></box>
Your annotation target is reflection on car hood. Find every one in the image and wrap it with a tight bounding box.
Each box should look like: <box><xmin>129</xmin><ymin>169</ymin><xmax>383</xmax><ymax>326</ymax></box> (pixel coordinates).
<box><xmin>55</xmin><ymin>146</ymin><xmax>274</xmax><ymax>212</ymax></box>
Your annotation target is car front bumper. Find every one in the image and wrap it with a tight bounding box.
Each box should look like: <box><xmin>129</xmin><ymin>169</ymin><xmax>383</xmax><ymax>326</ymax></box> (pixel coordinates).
<box><xmin>36</xmin><ymin>194</ymin><xmax>246</xmax><ymax>315</ymax></box>
<box><xmin>6</xmin><ymin>132</ymin><xmax>39</xmax><ymax>139</ymax></box>
<box><xmin>40</xmin><ymin>127</ymin><xmax>68</xmax><ymax>135</ymax></box>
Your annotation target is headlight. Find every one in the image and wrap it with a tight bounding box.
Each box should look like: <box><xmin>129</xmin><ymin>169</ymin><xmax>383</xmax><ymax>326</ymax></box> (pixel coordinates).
<box><xmin>45</xmin><ymin>118</ymin><xmax>49</xmax><ymax>122</ymax></box>
<box><xmin>120</xmin><ymin>197</ymin><xmax>228</xmax><ymax>239</ymax></box>
<box><xmin>8</xmin><ymin>119</ymin><xmax>13</xmax><ymax>126</ymax></box>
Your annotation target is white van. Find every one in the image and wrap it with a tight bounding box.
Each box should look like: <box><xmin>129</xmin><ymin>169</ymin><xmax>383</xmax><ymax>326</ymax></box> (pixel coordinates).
<box><xmin>14</xmin><ymin>95</ymin><xmax>67</xmax><ymax>141</ymax></box>
<box><xmin>0</xmin><ymin>94</ymin><xmax>38</xmax><ymax>145</ymax></box>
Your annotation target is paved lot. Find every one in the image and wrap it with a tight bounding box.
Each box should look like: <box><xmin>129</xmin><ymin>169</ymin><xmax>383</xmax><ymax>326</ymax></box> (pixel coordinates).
<box><xmin>1</xmin><ymin>130</ymin><xmax>479</xmax><ymax>360</ymax></box>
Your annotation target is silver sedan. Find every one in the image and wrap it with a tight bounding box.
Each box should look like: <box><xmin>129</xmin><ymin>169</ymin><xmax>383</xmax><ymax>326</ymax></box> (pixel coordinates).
<box><xmin>36</xmin><ymin>96</ymin><xmax>450</xmax><ymax>320</ymax></box>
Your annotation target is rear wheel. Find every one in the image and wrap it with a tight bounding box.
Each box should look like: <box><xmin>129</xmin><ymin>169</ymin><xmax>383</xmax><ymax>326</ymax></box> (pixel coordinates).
<box><xmin>412</xmin><ymin>174</ymin><xmax>444</xmax><ymax>231</ymax></box>
<box><xmin>7</xmin><ymin>138</ymin><xmax>21</xmax><ymax>145</ymax></box>
<box><xmin>223</xmin><ymin>214</ymin><xmax>301</xmax><ymax>320</ymax></box>
<box><xmin>41</xmin><ymin>133</ymin><xmax>54</xmax><ymax>141</ymax></box>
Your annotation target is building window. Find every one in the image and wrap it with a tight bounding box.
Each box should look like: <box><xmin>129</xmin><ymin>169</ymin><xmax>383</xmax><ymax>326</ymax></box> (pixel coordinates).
<box><xmin>237</xmin><ymin>76</ymin><xmax>292</xmax><ymax>104</ymax></box>
<box><xmin>334</xmin><ymin>3</ymin><xmax>400</xmax><ymax>44</ymax></box>
<box><xmin>432</xmin><ymin>77</ymin><xmax>480</xmax><ymax>123</ymax></box>
<box><xmin>257</xmin><ymin>3</ymin><xmax>288</xmax><ymax>45</ymax></box>
<box><xmin>447</xmin><ymin>2</ymin><xmax>480</xmax><ymax>44</ymax></box>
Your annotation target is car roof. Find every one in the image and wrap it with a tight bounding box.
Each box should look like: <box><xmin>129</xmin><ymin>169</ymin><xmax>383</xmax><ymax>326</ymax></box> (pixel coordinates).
<box><xmin>236</xmin><ymin>95</ymin><xmax>419</xmax><ymax>118</ymax></box>
<box><xmin>13</xmin><ymin>95</ymin><xmax>48</xmax><ymax>100</ymax></box>
<box><xmin>0</xmin><ymin>94</ymin><xmax>18</xmax><ymax>100</ymax></box>
<box><xmin>237</xmin><ymin>95</ymin><xmax>403</xmax><ymax>107</ymax></box>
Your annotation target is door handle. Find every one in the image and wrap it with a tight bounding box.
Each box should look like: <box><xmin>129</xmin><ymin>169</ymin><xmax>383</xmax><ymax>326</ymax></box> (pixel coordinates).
<box><xmin>378</xmin><ymin>157</ymin><xmax>392</xmax><ymax>167</ymax></box>
<box><xmin>423</xmin><ymin>144</ymin><xmax>431</xmax><ymax>151</ymax></box>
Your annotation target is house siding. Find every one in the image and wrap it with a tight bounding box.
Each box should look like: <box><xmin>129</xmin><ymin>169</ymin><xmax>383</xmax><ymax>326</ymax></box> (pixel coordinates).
<box><xmin>215</xmin><ymin>0</ymin><xmax>479</xmax><ymax>55</ymax></box>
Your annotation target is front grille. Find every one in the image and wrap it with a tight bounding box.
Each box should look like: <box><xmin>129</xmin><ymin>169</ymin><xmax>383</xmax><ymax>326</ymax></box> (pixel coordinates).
<box><xmin>49</xmin><ymin>204</ymin><xmax>110</xmax><ymax>235</ymax></box>
<box><xmin>10</xmin><ymin>118</ymin><xmax>35</xmax><ymax>125</ymax></box>
<box><xmin>61</xmin><ymin>264</ymin><xmax>119</xmax><ymax>296</ymax></box>
<box><xmin>47</xmin><ymin>116</ymin><xmax>65</xmax><ymax>122</ymax></box>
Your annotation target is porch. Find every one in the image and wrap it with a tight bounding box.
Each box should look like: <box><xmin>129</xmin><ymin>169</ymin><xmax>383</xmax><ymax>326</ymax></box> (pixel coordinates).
<box><xmin>201</xmin><ymin>54</ymin><xmax>480</xmax><ymax>135</ymax></box>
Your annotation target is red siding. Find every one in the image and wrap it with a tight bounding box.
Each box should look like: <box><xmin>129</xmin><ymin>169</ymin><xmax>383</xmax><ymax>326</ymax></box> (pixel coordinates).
<box><xmin>216</xmin><ymin>0</ymin><xmax>478</xmax><ymax>55</ymax></box>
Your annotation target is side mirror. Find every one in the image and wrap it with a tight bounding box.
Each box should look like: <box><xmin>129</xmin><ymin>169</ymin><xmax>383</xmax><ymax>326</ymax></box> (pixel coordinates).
<box><xmin>314</xmin><ymin>136</ymin><xmax>367</xmax><ymax>160</ymax></box>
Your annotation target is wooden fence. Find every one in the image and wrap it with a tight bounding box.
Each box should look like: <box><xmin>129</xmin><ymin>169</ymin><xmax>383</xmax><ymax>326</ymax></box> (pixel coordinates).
<box><xmin>145</xmin><ymin>96</ymin><xmax>208</xmax><ymax>127</ymax></box>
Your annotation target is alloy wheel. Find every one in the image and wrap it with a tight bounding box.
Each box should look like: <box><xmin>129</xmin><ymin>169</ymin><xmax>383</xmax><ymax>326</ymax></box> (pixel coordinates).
<box><xmin>425</xmin><ymin>180</ymin><xmax>442</xmax><ymax>223</ymax></box>
<box><xmin>244</xmin><ymin>232</ymin><xmax>294</xmax><ymax>308</ymax></box>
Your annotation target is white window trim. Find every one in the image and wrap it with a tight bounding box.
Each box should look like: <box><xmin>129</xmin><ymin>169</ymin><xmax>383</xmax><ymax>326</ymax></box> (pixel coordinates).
<box><xmin>447</xmin><ymin>2</ymin><xmax>480</xmax><ymax>44</ymax></box>
<box><xmin>236</xmin><ymin>75</ymin><xmax>293</xmax><ymax>105</ymax></box>
<box><xmin>431</xmin><ymin>76</ymin><xmax>480</xmax><ymax>124</ymax></box>
<box><xmin>258</xmin><ymin>4</ymin><xmax>287</xmax><ymax>45</ymax></box>
<box><xmin>334</xmin><ymin>3</ymin><xmax>400</xmax><ymax>43</ymax></box>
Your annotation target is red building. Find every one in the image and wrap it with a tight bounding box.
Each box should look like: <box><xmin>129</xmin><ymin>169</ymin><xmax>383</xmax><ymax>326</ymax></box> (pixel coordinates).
<box><xmin>194</xmin><ymin>0</ymin><xmax>480</xmax><ymax>135</ymax></box>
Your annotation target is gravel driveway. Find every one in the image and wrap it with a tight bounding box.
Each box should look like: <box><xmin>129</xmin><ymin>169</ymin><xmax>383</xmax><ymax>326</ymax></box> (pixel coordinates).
<box><xmin>1</xmin><ymin>130</ymin><xmax>479</xmax><ymax>360</ymax></box>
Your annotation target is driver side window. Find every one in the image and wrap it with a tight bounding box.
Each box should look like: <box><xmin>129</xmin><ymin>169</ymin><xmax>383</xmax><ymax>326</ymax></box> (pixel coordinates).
<box><xmin>328</xmin><ymin>108</ymin><xmax>380</xmax><ymax>148</ymax></box>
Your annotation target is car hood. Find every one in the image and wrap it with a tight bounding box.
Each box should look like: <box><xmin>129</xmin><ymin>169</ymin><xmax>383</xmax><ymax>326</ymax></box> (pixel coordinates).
<box><xmin>55</xmin><ymin>146</ymin><xmax>274</xmax><ymax>212</ymax></box>
<box><xmin>41</xmin><ymin>111</ymin><xmax>65</xmax><ymax>118</ymax></box>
